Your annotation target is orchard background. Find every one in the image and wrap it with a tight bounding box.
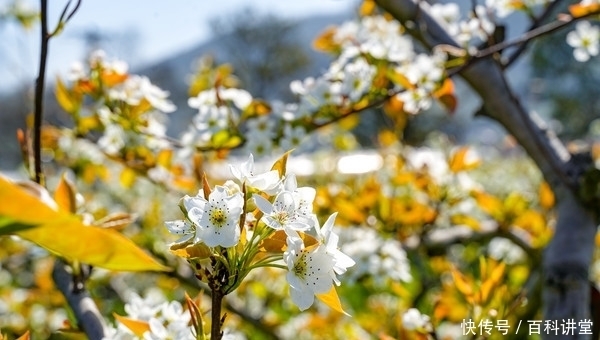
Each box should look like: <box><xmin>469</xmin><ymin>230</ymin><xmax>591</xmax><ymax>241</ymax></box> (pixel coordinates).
<box><xmin>0</xmin><ymin>0</ymin><xmax>599</xmax><ymax>339</ymax></box>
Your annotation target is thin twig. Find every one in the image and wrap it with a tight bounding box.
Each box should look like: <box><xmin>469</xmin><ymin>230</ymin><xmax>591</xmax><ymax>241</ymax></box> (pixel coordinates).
<box><xmin>33</xmin><ymin>0</ymin><xmax>50</xmax><ymax>184</ymax></box>
<box><xmin>505</xmin><ymin>0</ymin><xmax>567</xmax><ymax>66</ymax></box>
<box><xmin>35</xmin><ymin>0</ymin><xmax>106</xmax><ymax>338</ymax></box>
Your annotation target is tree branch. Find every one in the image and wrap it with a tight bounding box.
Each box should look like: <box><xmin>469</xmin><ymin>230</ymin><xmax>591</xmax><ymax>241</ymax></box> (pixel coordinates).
<box><xmin>374</xmin><ymin>0</ymin><xmax>575</xmax><ymax>192</ymax></box>
<box><xmin>52</xmin><ymin>260</ymin><xmax>106</xmax><ymax>340</ymax></box>
<box><xmin>373</xmin><ymin>1</ymin><xmax>598</xmax><ymax>338</ymax></box>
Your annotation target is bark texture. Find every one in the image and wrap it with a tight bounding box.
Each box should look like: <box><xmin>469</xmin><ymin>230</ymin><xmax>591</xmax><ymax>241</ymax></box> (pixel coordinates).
<box><xmin>374</xmin><ymin>0</ymin><xmax>597</xmax><ymax>338</ymax></box>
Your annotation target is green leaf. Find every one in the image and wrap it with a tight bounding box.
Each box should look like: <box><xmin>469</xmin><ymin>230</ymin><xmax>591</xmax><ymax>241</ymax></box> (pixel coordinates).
<box><xmin>0</xmin><ymin>216</ymin><xmax>36</xmax><ymax>235</ymax></box>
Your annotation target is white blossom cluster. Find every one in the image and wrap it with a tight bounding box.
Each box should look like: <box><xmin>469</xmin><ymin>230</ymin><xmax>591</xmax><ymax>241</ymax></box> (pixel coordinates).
<box><xmin>103</xmin><ymin>291</ymin><xmax>194</xmax><ymax>340</ymax></box>
<box><xmin>180</xmin><ymin>87</ymin><xmax>252</xmax><ymax>149</ymax></box>
<box><xmin>68</xmin><ymin>51</ymin><xmax>176</xmax><ymax>157</ymax></box>
<box><xmin>337</xmin><ymin>226</ymin><xmax>412</xmax><ymax>285</ymax></box>
<box><xmin>165</xmin><ymin>155</ymin><xmax>355</xmax><ymax>311</ymax></box>
<box><xmin>427</xmin><ymin>0</ymin><xmax>598</xmax><ymax>62</ymax></box>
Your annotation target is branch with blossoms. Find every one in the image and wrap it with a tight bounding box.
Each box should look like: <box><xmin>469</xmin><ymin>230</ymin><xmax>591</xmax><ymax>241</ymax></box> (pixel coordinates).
<box><xmin>161</xmin><ymin>154</ymin><xmax>355</xmax><ymax>339</ymax></box>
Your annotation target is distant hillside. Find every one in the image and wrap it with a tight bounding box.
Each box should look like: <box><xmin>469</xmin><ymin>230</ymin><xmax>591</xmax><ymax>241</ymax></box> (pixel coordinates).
<box><xmin>0</xmin><ymin>11</ymin><xmax>534</xmax><ymax>169</ymax></box>
<box><xmin>135</xmin><ymin>13</ymin><xmax>350</xmax><ymax>137</ymax></box>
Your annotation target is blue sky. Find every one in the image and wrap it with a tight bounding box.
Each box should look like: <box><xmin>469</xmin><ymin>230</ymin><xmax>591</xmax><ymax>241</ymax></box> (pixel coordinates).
<box><xmin>0</xmin><ymin>0</ymin><xmax>354</xmax><ymax>91</ymax></box>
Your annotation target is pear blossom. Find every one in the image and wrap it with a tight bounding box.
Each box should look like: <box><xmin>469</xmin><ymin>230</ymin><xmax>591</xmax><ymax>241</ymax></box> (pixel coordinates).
<box><xmin>338</xmin><ymin>56</ymin><xmax>377</xmax><ymax>101</ymax></box>
<box><xmin>108</xmin><ymin>75</ymin><xmax>176</xmax><ymax>113</ymax></box>
<box><xmin>397</xmin><ymin>53</ymin><xmax>445</xmax><ymax>91</ymax></box>
<box><xmin>396</xmin><ymin>87</ymin><xmax>432</xmax><ymax>114</ymax></box>
<box><xmin>229</xmin><ymin>154</ymin><xmax>281</xmax><ymax>193</ymax></box>
<box><xmin>280</xmin><ymin>124</ymin><xmax>307</xmax><ymax>152</ymax></box>
<box><xmin>402</xmin><ymin>308</ymin><xmax>433</xmax><ymax>332</ymax></box>
<box><xmin>187</xmin><ymin>185</ymin><xmax>244</xmax><ymax>248</ymax></box>
<box><xmin>567</xmin><ymin>21</ymin><xmax>600</xmax><ymax>62</ymax></box>
<box><xmin>144</xmin><ymin>317</ymin><xmax>195</xmax><ymax>340</ymax></box>
<box><xmin>283</xmin><ymin>234</ymin><xmax>335</xmax><ymax>310</ymax></box>
<box><xmin>253</xmin><ymin>191</ymin><xmax>312</xmax><ymax>232</ymax></box>
<box><xmin>334</xmin><ymin>15</ymin><xmax>414</xmax><ymax>63</ymax></box>
<box><xmin>283</xmin><ymin>174</ymin><xmax>316</xmax><ymax>219</ymax></box>
<box><xmin>98</xmin><ymin>124</ymin><xmax>126</xmax><ymax>155</ymax></box>
<box><xmin>245</xmin><ymin>136</ymin><xmax>275</xmax><ymax>159</ymax></box>
<box><xmin>313</xmin><ymin>213</ymin><xmax>356</xmax><ymax>284</ymax></box>
<box><xmin>188</xmin><ymin>87</ymin><xmax>252</xmax><ymax>111</ymax></box>
<box><xmin>164</xmin><ymin>219</ymin><xmax>195</xmax><ymax>245</ymax></box>
<box><xmin>123</xmin><ymin>292</ymin><xmax>164</xmax><ymax>321</ymax></box>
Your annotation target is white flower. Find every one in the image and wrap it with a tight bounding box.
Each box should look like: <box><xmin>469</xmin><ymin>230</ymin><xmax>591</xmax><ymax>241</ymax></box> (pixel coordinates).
<box><xmin>398</xmin><ymin>53</ymin><xmax>445</xmax><ymax>91</ymax></box>
<box><xmin>402</xmin><ymin>308</ymin><xmax>433</xmax><ymax>332</ymax></box>
<box><xmin>187</xmin><ymin>186</ymin><xmax>244</xmax><ymax>248</ymax></box>
<box><xmin>567</xmin><ymin>21</ymin><xmax>600</xmax><ymax>62</ymax></box>
<box><xmin>123</xmin><ymin>292</ymin><xmax>164</xmax><ymax>321</ymax></box>
<box><xmin>188</xmin><ymin>87</ymin><xmax>252</xmax><ymax>111</ymax></box>
<box><xmin>283</xmin><ymin>234</ymin><xmax>334</xmax><ymax>310</ymax></box>
<box><xmin>280</xmin><ymin>125</ymin><xmax>307</xmax><ymax>152</ymax></box>
<box><xmin>397</xmin><ymin>87</ymin><xmax>432</xmax><ymax>114</ymax></box>
<box><xmin>313</xmin><ymin>213</ymin><xmax>355</xmax><ymax>284</ymax></box>
<box><xmin>487</xmin><ymin>237</ymin><xmax>526</xmax><ymax>264</ymax></box>
<box><xmin>254</xmin><ymin>191</ymin><xmax>312</xmax><ymax>232</ymax></box>
<box><xmin>98</xmin><ymin>124</ymin><xmax>126</xmax><ymax>155</ymax></box>
<box><xmin>283</xmin><ymin>174</ymin><xmax>316</xmax><ymax>219</ymax></box>
<box><xmin>229</xmin><ymin>154</ymin><xmax>281</xmax><ymax>194</ymax></box>
<box><xmin>144</xmin><ymin>317</ymin><xmax>194</xmax><ymax>340</ymax></box>
<box><xmin>102</xmin><ymin>325</ymin><xmax>136</xmax><ymax>340</ymax></box>
<box><xmin>246</xmin><ymin>115</ymin><xmax>276</xmax><ymax>139</ymax></box>
<box><xmin>192</xmin><ymin>105</ymin><xmax>229</xmax><ymax>135</ymax></box>
<box><xmin>339</xmin><ymin>57</ymin><xmax>376</xmax><ymax>102</ymax></box>
<box><xmin>245</xmin><ymin>136</ymin><xmax>275</xmax><ymax>159</ymax></box>
<box><xmin>108</xmin><ymin>75</ymin><xmax>176</xmax><ymax>113</ymax></box>
<box><xmin>339</xmin><ymin>227</ymin><xmax>412</xmax><ymax>284</ymax></box>
<box><xmin>164</xmin><ymin>219</ymin><xmax>195</xmax><ymax>245</ymax></box>
<box><xmin>430</xmin><ymin>3</ymin><xmax>461</xmax><ymax>30</ymax></box>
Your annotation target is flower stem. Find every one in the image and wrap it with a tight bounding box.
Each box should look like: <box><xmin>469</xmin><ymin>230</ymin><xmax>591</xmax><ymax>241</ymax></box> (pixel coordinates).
<box><xmin>210</xmin><ymin>286</ymin><xmax>224</xmax><ymax>340</ymax></box>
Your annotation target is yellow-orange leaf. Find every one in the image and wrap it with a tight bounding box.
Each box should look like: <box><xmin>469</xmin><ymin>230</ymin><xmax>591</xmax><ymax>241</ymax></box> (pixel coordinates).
<box><xmin>433</xmin><ymin>78</ymin><xmax>457</xmax><ymax>113</ymax></box>
<box><xmin>260</xmin><ymin>230</ymin><xmax>287</xmax><ymax>252</ymax></box>
<box><xmin>119</xmin><ymin>168</ymin><xmax>137</xmax><ymax>189</ymax></box>
<box><xmin>0</xmin><ymin>175</ymin><xmax>168</xmax><ymax>272</ymax></box>
<box><xmin>0</xmin><ymin>176</ymin><xmax>59</xmax><ymax>227</ymax></box>
<box><xmin>156</xmin><ymin>149</ymin><xmax>173</xmax><ymax>169</ymax></box>
<box><xmin>386</xmin><ymin>69</ymin><xmax>414</xmax><ymax>90</ymax></box>
<box><xmin>169</xmin><ymin>242</ymin><xmax>211</xmax><ymax>259</ymax></box>
<box><xmin>17</xmin><ymin>221</ymin><xmax>169</xmax><ymax>271</ymax></box>
<box><xmin>480</xmin><ymin>261</ymin><xmax>505</xmax><ymax>304</ymax></box>
<box><xmin>101</xmin><ymin>71</ymin><xmax>128</xmax><ymax>87</ymax></box>
<box><xmin>316</xmin><ymin>285</ymin><xmax>350</xmax><ymax>316</ymax></box>
<box><xmin>242</xmin><ymin>99</ymin><xmax>272</xmax><ymax>119</ymax></box>
<box><xmin>78</xmin><ymin>115</ymin><xmax>100</xmax><ymax>134</ymax></box>
<box><xmin>16</xmin><ymin>331</ymin><xmax>30</xmax><ymax>340</ymax></box>
<box><xmin>449</xmin><ymin>147</ymin><xmax>480</xmax><ymax>173</ymax></box>
<box><xmin>113</xmin><ymin>314</ymin><xmax>150</xmax><ymax>337</ymax></box>
<box><xmin>451</xmin><ymin>267</ymin><xmax>473</xmax><ymax>298</ymax></box>
<box><xmin>450</xmin><ymin>214</ymin><xmax>480</xmax><ymax>230</ymax></box>
<box><xmin>359</xmin><ymin>0</ymin><xmax>377</xmax><ymax>16</ymax></box>
<box><xmin>538</xmin><ymin>181</ymin><xmax>555</xmax><ymax>210</ymax></box>
<box><xmin>313</xmin><ymin>26</ymin><xmax>339</xmax><ymax>53</ymax></box>
<box><xmin>472</xmin><ymin>191</ymin><xmax>503</xmax><ymax>220</ymax></box>
<box><xmin>569</xmin><ymin>2</ymin><xmax>600</xmax><ymax>18</ymax></box>
<box><xmin>55</xmin><ymin>77</ymin><xmax>78</xmax><ymax>114</ymax></box>
<box><xmin>271</xmin><ymin>150</ymin><xmax>293</xmax><ymax>178</ymax></box>
<box><xmin>54</xmin><ymin>173</ymin><xmax>77</xmax><ymax>213</ymax></box>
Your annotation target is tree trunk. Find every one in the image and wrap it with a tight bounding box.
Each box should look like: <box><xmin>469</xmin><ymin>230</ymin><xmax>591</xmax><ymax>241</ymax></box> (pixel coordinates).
<box><xmin>374</xmin><ymin>0</ymin><xmax>597</xmax><ymax>338</ymax></box>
